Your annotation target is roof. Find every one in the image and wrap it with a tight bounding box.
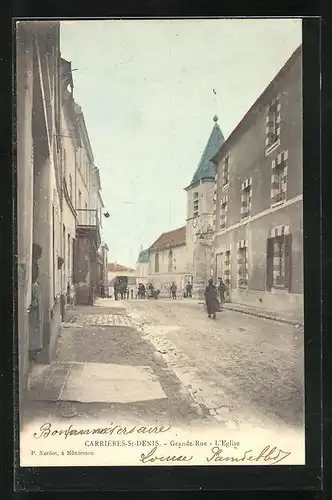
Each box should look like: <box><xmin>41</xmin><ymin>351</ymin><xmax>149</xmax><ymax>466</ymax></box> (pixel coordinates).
<box><xmin>149</xmin><ymin>226</ymin><xmax>186</xmax><ymax>251</ymax></box>
<box><xmin>137</xmin><ymin>248</ymin><xmax>149</xmax><ymax>263</ymax></box>
<box><xmin>212</xmin><ymin>45</ymin><xmax>302</xmax><ymax>165</ymax></box>
<box><xmin>107</xmin><ymin>263</ymin><xmax>136</xmax><ymax>273</ymax></box>
<box><xmin>185</xmin><ymin>117</ymin><xmax>225</xmax><ymax>190</ymax></box>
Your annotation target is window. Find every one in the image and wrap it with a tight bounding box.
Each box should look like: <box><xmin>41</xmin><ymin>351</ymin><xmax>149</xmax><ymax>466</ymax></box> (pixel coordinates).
<box><xmin>168</xmin><ymin>250</ymin><xmax>173</xmax><ymax>273</ymax></box>
<box><xmin>224</xmin><ymin>248</ymin><xmax>231</xmax><ymax>287</ymax></box>
<box><xmin>237</xmin><ymin>240</ymin><xmax>248</xmax><ymax>288</ymax></box>
<box><xmin>271</xmin><ymin>151</ymin><xmax>288</xmax><ymax>204</ymax></box>
<box><xmin>212</xmin><ymin>183</ymin><xmax>217</xmax><ymax>229</ymax></box>
<box><xmin>69</xmin><ymin>174</ymin><xmax>73</xmax><ymax>200</ymax></box>
<box><xmin>220</xmin><ymin>196</ymin><xmax>228</xmax><ymax>229</ymax></box>
<box><xmin>241</xmin><ymin>178</ymin><xmax>252</xmax><ymax>219</ymax></box>
<box><xmin>267</xmin><ymin>226</ymin><xmax>291</xmax><ymax>290</ymax></box>
<box><xmin>155</xmin><ymin>252</ymin><xmax>159</xmax><ymax>273</ymax></box>
<box><xmin>265</xmin><ymin>98</ymin><xmax>281</xmax><ymax>151</ymax></box>
<box><xmin>67</xmin><ymin>233</ymin><xmax>71</xmax><ymax>280</ymax></box>
<box><xmin>216</xmin><ymin>253</ymin><xmax>223</xmax><ymax>281</ymax></box>
<box><xmin>222</xmin><ymin>156</ymin><xmax>229</xmax><ymax>187</ymax></box>
<box><xmin>193</xmin><ymin>192</ymin><xmax>199</xmax><ymax>217</ymax></box>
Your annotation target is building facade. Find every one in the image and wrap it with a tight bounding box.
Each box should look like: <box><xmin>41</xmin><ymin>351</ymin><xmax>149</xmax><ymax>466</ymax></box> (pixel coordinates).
<box><xmin>60</xmin><ymin>58</ymin><xmax>104</xmax><ymax>306</ymax></box>
<box><xmin>148</xmin><ymin>227</ymin><xmax>188</xmax><ymax>296</ymax></box>
<box><xmin>17</xmin><ymin>21</ymin><xmax>63</xmax><ymax>403</ymax></box>
<box><xmin>211</xmin><ymin>46</ymin><xmax>302</xmax><ymax>316</ymax></box>
<box><xmin>17</xmin><ymin>24</ymin><xmax>108</xmax><ymax>406</ymax></box>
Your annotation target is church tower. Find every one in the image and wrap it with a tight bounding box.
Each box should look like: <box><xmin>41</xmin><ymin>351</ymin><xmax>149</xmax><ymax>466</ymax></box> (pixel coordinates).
<box><xmin>184</xmin><ymin>115</ymin><xmax>225</xmax><ymax>298</ymax></box>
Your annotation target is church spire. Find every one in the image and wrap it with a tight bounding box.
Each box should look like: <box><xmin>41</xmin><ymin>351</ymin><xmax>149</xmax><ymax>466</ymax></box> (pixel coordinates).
<box><xmin>185</xmin><ymin>116</ymin><xmax>225</xmax><ymax>190</ymax></box>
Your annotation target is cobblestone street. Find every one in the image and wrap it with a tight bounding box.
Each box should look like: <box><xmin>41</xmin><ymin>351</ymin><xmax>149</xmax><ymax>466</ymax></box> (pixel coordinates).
<box><xmin>25</xmin><ymin>298</ymin><xmax>304</xmax><ymax>433</ymax></box>
<box><xmin>121</xmin><ymin>298</ymin><xmax>304</xmax><ymax>430</ymax></box>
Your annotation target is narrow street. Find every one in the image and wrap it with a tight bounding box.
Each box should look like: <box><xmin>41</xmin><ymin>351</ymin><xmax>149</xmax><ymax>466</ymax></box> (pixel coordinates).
<box><xmin>25</xmin><ymin>298</ymin><xmax>304</xmax><ymax>433</ymax></box>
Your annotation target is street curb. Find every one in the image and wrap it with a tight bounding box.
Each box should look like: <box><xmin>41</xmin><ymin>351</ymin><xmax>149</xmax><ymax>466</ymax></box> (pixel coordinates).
<box><xmin>197</xmin><ymin>300</ymin><xmax>302</xmax><ymax>327</ymax></box>
<box><xmin>223</xmin><ymin>304</ymin><xmax>303</xmax><ymax>327</ymax></box>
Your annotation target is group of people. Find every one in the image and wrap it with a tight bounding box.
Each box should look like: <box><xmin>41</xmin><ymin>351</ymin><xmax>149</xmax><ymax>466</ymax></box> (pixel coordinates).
<box><xmin>114</xmin><ymin>283</ymin><xmax>132</xmax><ymax>300</ymax></box>
<box><xmin>204</xmin><ymin>277</ymin><xmax>227</xmax><ymax>319</ymax></box>
<box><xmin>113</xmin><ymin>277</ymin><xmax>227</xmax><ymax>316</ymax></box>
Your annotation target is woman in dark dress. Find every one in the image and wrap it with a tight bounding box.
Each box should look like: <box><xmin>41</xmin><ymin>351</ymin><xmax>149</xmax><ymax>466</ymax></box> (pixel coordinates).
<box><xmin>204</xmin><ymin>278</ymin><xmax>219</xmax><ymax>319</ymax></box>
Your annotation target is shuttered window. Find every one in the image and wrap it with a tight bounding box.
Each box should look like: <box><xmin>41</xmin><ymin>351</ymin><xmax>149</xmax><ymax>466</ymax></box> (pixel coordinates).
<box><xmin>266</xmin><ymin>233</ymin><xmax>292</xmax><ymax>291</ymax></box>
<box><xmin>72</xmin><ymin>238</ymin><xmax>79</xmax><ymax>283</ymax></box>
<box><xmin>266</xmin><ymin>237</ymin><xmax>274</xmax><ymax>291</ymax></box>
<box><xmin>265</xmin><ymin>99</ymin><xmax>281</xmax><ymax>150</ymax></box>
<box><xmin>284</xmin><ymin>233</ymin><xmax>292</xmax><ymax>292</ymax></box>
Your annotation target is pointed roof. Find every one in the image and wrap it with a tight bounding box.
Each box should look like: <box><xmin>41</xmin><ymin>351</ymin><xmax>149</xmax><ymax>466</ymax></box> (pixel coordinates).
<box><xmin>185</xmin><ymin>116</ymin><xmax>225</xmax><ymax>190</ymax></box>
<box><xmin>137</xmin><ymin>248</ymin><xmax>149</xmax><ymax>263</ymax></box>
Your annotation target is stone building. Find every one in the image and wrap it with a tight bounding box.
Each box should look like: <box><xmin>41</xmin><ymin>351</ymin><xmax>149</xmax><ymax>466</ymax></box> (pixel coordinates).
<box><xmin>17</xmin><ymin>21</ymin><xmax>62</xmax><ymax>401</ymax></box>
<box><xmin>17</xmin><ymin>25</ymin><xmax>108</xmax><ymax>407</ymax></box>
<box><xmin>211</xmin><ymin>45</ymin><xmax>302</xmax><ymax>317</ymax></box>
<box><xmin>60</xmin><ymin>58</ymin><xmax>105</xmax><ymax>306</ymax></box>
<box><xmin>184</xmin><ymin>115</ymin><xmax>225</xmax><ymax>299</ymax></box>
<box><xmin>148</xmin><ymin>227</ymin><xmax>188</xmax><ymax>296</ymax></box>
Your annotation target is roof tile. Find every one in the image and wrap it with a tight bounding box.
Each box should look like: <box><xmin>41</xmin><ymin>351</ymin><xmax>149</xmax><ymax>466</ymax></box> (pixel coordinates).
<box><xmin>149</xmin><ymin>226</ymin><xmax>186</xmax><ymax>251</ymax></box>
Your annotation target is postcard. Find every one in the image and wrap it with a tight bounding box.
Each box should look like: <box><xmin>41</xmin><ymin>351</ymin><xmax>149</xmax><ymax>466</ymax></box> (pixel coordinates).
<box><xmin>16</xmin><ymin>18</ymin><xmax>305</xmax><ymax>468</ymax></box>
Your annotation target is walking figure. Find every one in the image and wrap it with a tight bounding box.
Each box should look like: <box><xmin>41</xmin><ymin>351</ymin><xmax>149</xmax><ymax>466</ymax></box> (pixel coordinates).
<box><xmin>170</xmin><ymin>282</ymin><xmax>177</xmax><ymax>300</ymax></box>
<box><xmin>218</xmin><ymin>277</ymin><xmax>226</xmax><ymax>308</ymax></box>
<box><xmin>204</xmin><ymin>278</ymin><xmax>219</xmax><ymax>320</ymax></box>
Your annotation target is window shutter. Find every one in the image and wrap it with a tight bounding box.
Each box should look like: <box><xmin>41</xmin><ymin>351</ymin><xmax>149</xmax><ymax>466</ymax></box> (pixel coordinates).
<box><xmin>73</xmin><ymin>238</ymin><xmax>79</xmax><ymax>283</ymax></box>
<box><xmin>266</xmin><ymin>237</ymin><xmax>274</xmax><ymax>291</ymax></box>
<box><xmin>284</xmin><ymin>233</ymin><xmax>292</xmax><ymax>292</ymax></box>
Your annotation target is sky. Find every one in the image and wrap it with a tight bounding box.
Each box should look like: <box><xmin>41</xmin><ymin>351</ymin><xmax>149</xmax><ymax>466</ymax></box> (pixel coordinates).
<box><xmin>60</xmin><ymin>18</ymin><xmax>302</xmax><ymax>268</ymax></box>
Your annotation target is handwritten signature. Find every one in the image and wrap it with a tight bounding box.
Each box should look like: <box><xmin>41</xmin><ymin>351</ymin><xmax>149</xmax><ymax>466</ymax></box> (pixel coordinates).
<box><xmin>139</xmin><ymin>445</ymin><xmax>291</xmax><ymax>465</ymax></box>
<box><xmin>206</xmin><ymin>445</ymin><xmax>291</xmax><ymax>465</ymax></box>
<box><xmin>33</xmin><ymin>422</ymin><xmax>171</xmax><ymax>440</ymax></box>
<box><xmin>140</xmin><ymin>445</ymin><xmax>193</xmax><ymax>463</ymax></box>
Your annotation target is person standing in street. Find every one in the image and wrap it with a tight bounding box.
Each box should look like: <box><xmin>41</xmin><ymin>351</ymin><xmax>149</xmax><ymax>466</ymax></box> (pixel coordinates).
<box><xmin>218</xmin><ymin>277</ymin><xmax>226</xmax><ymax>308</ymax></box>
<box><xmin>204</xmin><ymin>278</ymin><xmax>219</xmax><ymax>319</ymax></box>
<box><xmin>170</xmin><ymin>282</ymin><xmax>177</xmax><ymax>299</ymax></box>
<box><xmin>186</xmin><ymin>281</ymin><xmax>193</xmax><ymax>298</ymax></box>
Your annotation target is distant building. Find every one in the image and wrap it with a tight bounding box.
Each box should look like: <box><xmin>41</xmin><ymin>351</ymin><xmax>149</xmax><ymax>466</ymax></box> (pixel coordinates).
<box><xmin>148</xmin><ymin>226</ymin><xmax>188</xmax><ymax>296</ymax></box>
<box><xmin>211</xmin><ymin>46</ymin><xmax>302</xmax><ymax>317</ymax></box>
<box><xmin>136</xmin><ymin>247</ymin><xmax>149</xmax><ymax>286</ymax></box>
<box><xmin>107</xmin><ymin>263</ymin><xmax>136</xmax><ymax>297</ymax></box>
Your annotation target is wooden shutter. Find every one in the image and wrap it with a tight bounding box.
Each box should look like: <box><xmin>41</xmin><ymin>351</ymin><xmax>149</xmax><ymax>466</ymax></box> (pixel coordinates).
<box><xmin>266</xmin><ymin>237</ymin><xmax>274</xmax><ymax>291</ymax></box>
<box><xmin>284</xmin><ymin>233</ymin><xmax>292</xmax><ymax>292</ymax></box>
